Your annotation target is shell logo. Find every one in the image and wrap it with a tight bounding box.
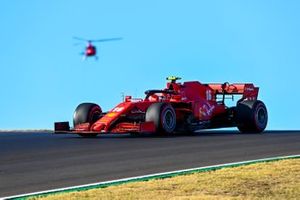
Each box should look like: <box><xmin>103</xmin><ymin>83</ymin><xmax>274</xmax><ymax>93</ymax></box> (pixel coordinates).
<box><xmin>106</xmin><ymin>113</ymin><xmax>117</xmax><ymax>117</ymax></box>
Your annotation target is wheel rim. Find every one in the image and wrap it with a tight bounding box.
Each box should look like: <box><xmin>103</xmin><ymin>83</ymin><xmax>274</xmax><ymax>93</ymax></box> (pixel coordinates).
<box><xmin>162</xmin><ymin>109</ymin><xmax>175</xmax><ymax>131</ymax></box>
<box><xmin>89</xmin><ymin>107</ymin><xmax>102</xmax><ymax>123</ymax></box>
<box><xmin>256</xmin><ymin>106</ymin><xmax>267</xmax><ymax>125</ymax></box>
<box><xmin>90</xmin><ymin>111</ymin><xmax>101</xmax><ymax>123</ymax></box>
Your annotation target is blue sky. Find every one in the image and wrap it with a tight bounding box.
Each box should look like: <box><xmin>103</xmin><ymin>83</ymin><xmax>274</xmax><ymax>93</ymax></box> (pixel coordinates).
<box><xmin>0</xmin><ymin>0</ymin><xmax>299</xmax><ymax>130</ymax></box>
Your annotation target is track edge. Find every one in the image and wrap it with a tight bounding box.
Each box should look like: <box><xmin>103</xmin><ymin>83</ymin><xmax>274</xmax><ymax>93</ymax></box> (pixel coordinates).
<box><xmin>3</xmin><ymin>154</ymin><xmax>300</xmax><ymax>200</ymax></box>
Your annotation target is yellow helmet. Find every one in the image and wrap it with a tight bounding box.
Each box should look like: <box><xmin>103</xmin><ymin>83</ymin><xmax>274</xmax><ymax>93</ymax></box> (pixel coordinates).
<box><xmin>166</xmin><ymin>76</ymin><xmax>181</xmax><ymax>83</ymax></box>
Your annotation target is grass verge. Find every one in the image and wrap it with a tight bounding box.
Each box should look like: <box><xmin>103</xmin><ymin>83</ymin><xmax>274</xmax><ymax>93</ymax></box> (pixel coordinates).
<box><xmin>30</xmin><ymin>158</ymin><xmax>300</xmax><ymax>200</ymax></box>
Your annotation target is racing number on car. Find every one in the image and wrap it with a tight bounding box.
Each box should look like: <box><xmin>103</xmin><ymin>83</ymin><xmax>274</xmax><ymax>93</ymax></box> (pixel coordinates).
<box><xmin>206</xmin><ymin>90</ymin><xmax>212</xmax><ymax>101</ymax></box>
<box><xmin>112</xmin><ymin>107</ymin><xmax>124</xmax><ymax>112</ymax></box>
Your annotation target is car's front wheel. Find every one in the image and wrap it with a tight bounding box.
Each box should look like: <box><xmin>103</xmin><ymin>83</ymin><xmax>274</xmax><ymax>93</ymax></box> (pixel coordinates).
<box><xmin>73</xmin><ymin>103</ymin><xmax>102</xmax><ymax>137</ymax></box>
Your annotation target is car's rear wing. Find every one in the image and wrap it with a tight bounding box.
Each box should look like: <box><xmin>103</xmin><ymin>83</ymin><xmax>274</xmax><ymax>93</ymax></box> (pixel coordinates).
<box><xmin>208</xmin><ymin>83</ymin><xmax>259</xmax><ymax>100</ymax></box>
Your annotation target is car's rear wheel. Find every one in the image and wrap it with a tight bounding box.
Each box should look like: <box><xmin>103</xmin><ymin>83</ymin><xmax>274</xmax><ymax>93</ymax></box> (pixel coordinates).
<box><xmin>145</xmin><ymin>103</ymin><xmax>176</xmax><ymax>135</ymax></box>
<box><xmin>236</xmin><ymin>100</ymin><xmax>268</xmax><ymax>133</ymax></box>
<box><xmin>73</xmin><ymin>103</ymin><xmax>102</xmax><ymax>137</ymax></box>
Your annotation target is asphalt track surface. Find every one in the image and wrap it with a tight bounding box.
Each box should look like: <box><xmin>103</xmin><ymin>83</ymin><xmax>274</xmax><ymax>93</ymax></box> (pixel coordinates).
<box><xmin>0</xmin><ymin>130</ymin><xmax>300</xmax><ymax>197</ymax></box>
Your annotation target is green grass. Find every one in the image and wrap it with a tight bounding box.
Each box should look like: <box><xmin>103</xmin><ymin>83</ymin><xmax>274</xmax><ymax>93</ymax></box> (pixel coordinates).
<box><xmin>31</xmin><ymin>159</ymin><xmax>300</xmax><ymax>200</ymax></box>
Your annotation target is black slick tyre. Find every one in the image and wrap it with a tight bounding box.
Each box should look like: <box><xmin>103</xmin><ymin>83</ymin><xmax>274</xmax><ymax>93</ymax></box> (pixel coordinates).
<box><xmin>145</xmin><ymin>103</ymin><xmax>176</xmax><ymax>135</ymax></box>
<box><xmin>236</xmin><ymin>100</ymin><xmax>268</xmax><ymax>133</ymax></box>
<box><xmin>73</xmin><ymin>103</ymin><xmax>102</xmax><ymax>137</ymax></box>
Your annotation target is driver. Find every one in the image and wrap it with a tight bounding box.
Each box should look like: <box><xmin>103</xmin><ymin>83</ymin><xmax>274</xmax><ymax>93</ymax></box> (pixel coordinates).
<box><xmin>148</xmin><ymin>94</ymin><xmax>159</xmax><ymax>102</ymax></box>
<box><xmin>149</xmin><ymin>93</ymin><xmax>167</xmax><ymax>102</ymax></box>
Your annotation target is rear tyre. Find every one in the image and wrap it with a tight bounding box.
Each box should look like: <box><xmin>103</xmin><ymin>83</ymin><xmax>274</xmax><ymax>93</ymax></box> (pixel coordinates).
<box><xmin>73</xmin><ymin>103</ymin><xmax>102</xmax><ymax>137</ymax></box>
<box><xmin>236</xmin><ymin>100</ymin><xmax>268</xmax><ymax>133</ymax></box>
<box><xmin>145</xmin><ymin>103</ymin><xmax>176</xmax><ymax>135</ymax></box>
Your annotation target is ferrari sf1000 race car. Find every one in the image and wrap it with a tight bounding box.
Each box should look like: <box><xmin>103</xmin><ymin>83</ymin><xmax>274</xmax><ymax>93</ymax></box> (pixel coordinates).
<box><xmin>55</xmin><ymin>76</ymin><xmax>268</xmax><ymax>137</ymax></box>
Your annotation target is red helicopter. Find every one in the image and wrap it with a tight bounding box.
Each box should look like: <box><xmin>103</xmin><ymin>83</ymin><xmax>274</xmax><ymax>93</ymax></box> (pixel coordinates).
<box><xmin>73</xmin><ymin>37</ymin><xmax>122</xmax><ymax>60</ymax></box>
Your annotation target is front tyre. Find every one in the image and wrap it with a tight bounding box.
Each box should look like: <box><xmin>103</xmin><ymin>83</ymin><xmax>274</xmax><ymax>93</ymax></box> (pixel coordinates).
<box><xmin>73</xmin><ymin>103</ymin><xmax>102</xmax><ymax>137</ymax></box>
<box><xmin>236</xmin><ymin>100</ymin><xmax>268</xmax><ymax>133</ymax></box>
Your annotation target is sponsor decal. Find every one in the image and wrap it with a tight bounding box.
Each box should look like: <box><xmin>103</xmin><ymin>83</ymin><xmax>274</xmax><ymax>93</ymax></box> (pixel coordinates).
<box><xmin>245</xmin><ymin>87</ymin><xmax>254</xmax><ymax>92</ymax></box>
<box><xmin>106</xmin><ymin>113</ymin><xmax>117</xmax><ymax>117</ymax></box>
<box><xmin>130</xmin><ymin>107</ymin><xmax>144</xmax><ymax>114</ymax></box>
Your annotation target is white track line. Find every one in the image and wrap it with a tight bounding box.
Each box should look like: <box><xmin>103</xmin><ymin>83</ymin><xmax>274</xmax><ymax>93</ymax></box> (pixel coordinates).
<box><xmin>2</xmin><ymin>154</ymin><xmax>300</xmax><ymax>200</ymax></box>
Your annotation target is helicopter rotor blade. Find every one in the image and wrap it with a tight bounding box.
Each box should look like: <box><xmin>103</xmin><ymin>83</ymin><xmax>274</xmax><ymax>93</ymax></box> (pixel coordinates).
<box><xmin>73</xmin><ymin>42</ymin><xmax>84</xmax><ymax>46</ymax></box>
<box><xmin>90</xmin><ymin>37</ymin><xmax>123</xmax><ymax>43</ymax></box>
<box><xmin>73</xmin><ymin>36</ymin><xmax>89</xmax><ymax>41</ymax></box>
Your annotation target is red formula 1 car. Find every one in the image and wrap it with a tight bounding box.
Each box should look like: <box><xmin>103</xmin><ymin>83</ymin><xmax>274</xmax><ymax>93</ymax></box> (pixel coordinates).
<box><xmin>54</xmin><ymin>76</ymin><xmax>268</xmax><ymax>137</ymax></box>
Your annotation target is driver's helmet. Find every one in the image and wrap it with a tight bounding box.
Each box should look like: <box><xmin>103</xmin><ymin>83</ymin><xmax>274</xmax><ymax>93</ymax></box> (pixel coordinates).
<box><xmin>148</xmin><ymin>94</ymin><xmax>159</xmax><ymax>102</ymax></box>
